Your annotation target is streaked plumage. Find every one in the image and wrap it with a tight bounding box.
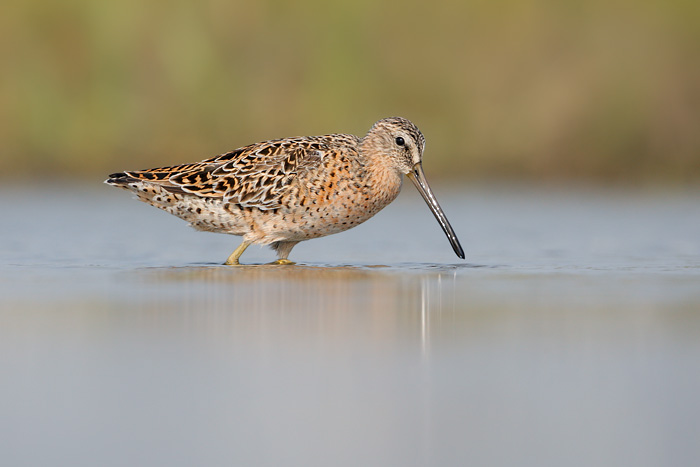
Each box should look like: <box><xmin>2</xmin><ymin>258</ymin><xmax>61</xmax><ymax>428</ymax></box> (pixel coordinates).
<box><xmin>106</xmin><ymin>117</ymin><xmax>464</xmax><ymax>264</ymax></box>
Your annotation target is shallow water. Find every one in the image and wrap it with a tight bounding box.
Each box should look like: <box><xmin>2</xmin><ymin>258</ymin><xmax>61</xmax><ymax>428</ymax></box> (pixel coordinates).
<box><xmin>2</xmin><ymin>183</ymin><xmax>700</xmax><ymax>467</ymax></box>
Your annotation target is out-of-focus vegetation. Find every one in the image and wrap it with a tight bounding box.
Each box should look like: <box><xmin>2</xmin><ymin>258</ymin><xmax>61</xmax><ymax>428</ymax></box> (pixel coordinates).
<box><xmin>1</xmin><ymin>0</ymin><xmax>699</xmax><ymax>182</ymax></box>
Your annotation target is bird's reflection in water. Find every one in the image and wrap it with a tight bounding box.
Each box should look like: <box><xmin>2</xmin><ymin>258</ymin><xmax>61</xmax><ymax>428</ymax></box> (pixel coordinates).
<box><xmin>137</xmin><ymin>264</ymin><xmax>460</xmax><ymax>357</ymax></box>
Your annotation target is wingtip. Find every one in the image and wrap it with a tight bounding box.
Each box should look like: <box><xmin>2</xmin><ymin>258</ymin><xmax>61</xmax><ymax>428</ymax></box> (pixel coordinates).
<box><xmin>105</xmin><ymin>172</ymin><xmax>129</xmax><ymax>186</ymax></box>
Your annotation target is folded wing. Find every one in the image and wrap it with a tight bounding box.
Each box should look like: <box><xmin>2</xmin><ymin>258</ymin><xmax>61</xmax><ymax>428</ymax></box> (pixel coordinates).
<box><xmin>109</xmin><ymin>136</ymin><xmax>345</xmax><ymax>210</ymax></box>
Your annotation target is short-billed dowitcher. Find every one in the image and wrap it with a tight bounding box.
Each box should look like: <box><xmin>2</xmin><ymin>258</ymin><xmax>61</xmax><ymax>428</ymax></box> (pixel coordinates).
<box><xmin>106</xmin><ymin>117</ymin><xmax>464</xmax><ymax>264</ymax></box>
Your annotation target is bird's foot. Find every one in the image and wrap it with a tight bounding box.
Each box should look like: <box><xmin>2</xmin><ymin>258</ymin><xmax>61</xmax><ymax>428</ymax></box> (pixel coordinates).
<box><xmin>270</xmin><ymin>259</ymin><xmax>296</xmax><ymax>265</ymax></box>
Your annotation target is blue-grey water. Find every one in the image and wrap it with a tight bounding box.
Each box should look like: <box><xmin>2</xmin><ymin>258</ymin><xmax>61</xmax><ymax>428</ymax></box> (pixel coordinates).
<box><xmin>2</xmin><ymin>183</ymin><xmax>699</xmax><ymax>467</ymax></box>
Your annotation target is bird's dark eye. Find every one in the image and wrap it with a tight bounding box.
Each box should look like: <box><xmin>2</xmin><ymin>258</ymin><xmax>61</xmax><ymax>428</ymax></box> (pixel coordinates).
<box><xmin>395</xmin><ymin>136</ymin><xmax>405</xmax><ymax>146</ymax></box>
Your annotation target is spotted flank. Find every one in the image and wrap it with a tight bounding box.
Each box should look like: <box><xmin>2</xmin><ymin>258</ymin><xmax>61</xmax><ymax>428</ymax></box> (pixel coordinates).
<box><xmin>106</xmin><ymin>117</ymin><xmax>464</xmax><ymax>265</ymax></box>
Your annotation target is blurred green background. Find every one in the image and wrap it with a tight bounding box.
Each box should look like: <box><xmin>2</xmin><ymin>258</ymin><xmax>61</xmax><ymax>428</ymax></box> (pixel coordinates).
<box><xmin>2</xmin><ymin>0</ymin><xmax>699</xmax><ymax>183</ymax></box>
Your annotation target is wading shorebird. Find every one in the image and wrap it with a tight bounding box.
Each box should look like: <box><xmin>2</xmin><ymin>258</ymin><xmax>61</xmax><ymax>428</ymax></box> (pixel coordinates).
<box><xmin>106</xmin><ymin>117</ymin><xmax>464</xmax><ymax>265</ymax></box>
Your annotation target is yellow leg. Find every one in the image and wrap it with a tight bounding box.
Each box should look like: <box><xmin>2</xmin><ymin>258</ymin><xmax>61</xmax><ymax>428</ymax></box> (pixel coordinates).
<box><xmin>225</xmin><ymin>240</ymin><xmax>251</xmax><ymax>265</ymax></box>
<box><xmin>268</xmin><ymin>241</ymin><xmax>298</xmax><ymax>265</ymax></box>
<box><xmin>271</xmin><ymin>259</ymin><xmax>296</xmax><ymax>265</ymax></box>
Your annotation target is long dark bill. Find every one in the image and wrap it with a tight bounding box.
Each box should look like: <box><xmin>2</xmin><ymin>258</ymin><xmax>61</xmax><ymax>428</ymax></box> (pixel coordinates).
<box><xmin>406</xmin><ymin>163</ymin><xmax>465</xmax><ymax>259</ymax></box>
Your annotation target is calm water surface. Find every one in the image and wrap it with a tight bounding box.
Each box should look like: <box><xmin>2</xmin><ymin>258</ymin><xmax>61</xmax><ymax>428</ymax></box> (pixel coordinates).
<box><xmin>2</xmin><ymin>183</ymin><xmax>699</xmax><ymax>467</ymax></box>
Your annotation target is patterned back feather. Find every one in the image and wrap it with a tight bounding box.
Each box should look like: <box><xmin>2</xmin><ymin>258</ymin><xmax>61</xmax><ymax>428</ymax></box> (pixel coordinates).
<box><xmin>116</xmin><ymin>134</ymin><xmax>359</xmax><ymax>210</ymax></box>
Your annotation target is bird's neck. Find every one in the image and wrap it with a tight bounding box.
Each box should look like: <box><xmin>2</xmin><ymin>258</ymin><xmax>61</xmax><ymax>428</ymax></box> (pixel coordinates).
<box><xmin>358</xmin><ymin>141</ymin><xmax>404</xmax><ymax>206</ymax></box>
